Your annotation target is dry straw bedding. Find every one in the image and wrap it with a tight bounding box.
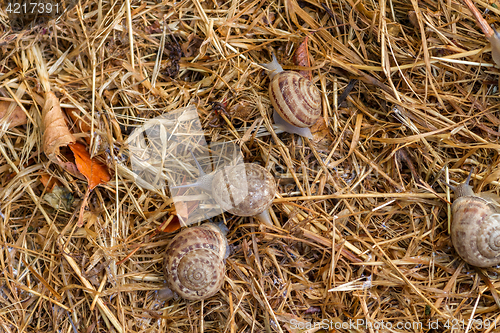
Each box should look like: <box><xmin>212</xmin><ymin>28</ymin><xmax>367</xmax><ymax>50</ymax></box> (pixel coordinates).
<box><xmin>1</xmin><ymin>0</ymin><xmax>500</xmax><ymax>332</ymax></box>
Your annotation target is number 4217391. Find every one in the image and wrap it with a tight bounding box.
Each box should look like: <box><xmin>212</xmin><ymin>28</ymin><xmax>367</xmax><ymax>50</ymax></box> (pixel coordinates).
<box><xmin>6</xmin><ymin>2</ymin><xmax>59</xmax><ymax>14</ymax></box>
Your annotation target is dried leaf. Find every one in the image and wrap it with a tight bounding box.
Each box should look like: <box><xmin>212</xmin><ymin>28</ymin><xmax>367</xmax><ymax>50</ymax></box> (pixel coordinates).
<box><xmin>293</xmin><ymin>37</ymin><xmax>311</xmax><ymax>80</ymax></box>
<box><xmin>68</xmin><ymin>142</ymin><xmax>110</xmax><ymax>228</ymax></box>
<box><xmin>310</xmin><ymin>118</ymin><xmax>333</xmax><ymax>146</ymax></box>
<box><xmin>40</xmin><ymin>173</ymin><xmax>61</xmax><ymax>193</ymax></box>
<box><xmin>162</xmin><ymin>217</ymin><xmax>181</xmax><ymax>233</ymax></box>
<box><xmin>41</xmin><ymin>92</ymin><xmax>85</xmax><ymax>180</ymax></box>
<box><xmin>159</xmin><ymin>201</ymin><xmax>199</xmax><ymax>233</ymax></box>
<box><xmin>174</xmin><ymin>201</ymin><xmax>188</xmax><ymax>222</ymax></box>
<box><xmin>43</xmin><ymin>185</ymin><xmax>74</xmax><ymax>211</ymax></box>
<box><xmin>40</xmin><ymin>173</ymin><xmax>74</xmax><ymax>211</ymax></box>
<box><xmin>69</xmin><ymin>142</ymin><xmax>111</xmax><ymax>190</ymax></box>
<box><xmin>67</xmin><ymin>107</ymin><xmax>91</xmax><ymax>133</ymax></box>
<box><xmin>181</xmin><ymin>33</ymin><xmax>204</xmax><ymax>58</ymax></box>
<box><xmin>0</xmin><ymin>101</ymin><xmax>27</xmax><ymax>128</ymax></box>
<box><xmin>42</xmin><ymin>92</ymin><xmax>76</xmax><ymax>162</ymax></box>
<box><xmin>293</xmin><ymin>38</ymin><xmax>328</xmax><ymax>142</ymax></box>
<box><xmin>348</xmin><ymin>113</ymin><xmax>363</xmax><ymax>158</ymax></box>
<box><xmin>145</xmin><ymin>20</ymin><xmax>162</xmax><ymax>34</ymax></box>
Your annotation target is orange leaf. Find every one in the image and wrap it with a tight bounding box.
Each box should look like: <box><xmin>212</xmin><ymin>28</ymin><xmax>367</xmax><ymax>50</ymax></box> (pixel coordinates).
<box><xmin>162</xmin><ymin>217</ymin><xmax>181</xmax><ymax>233</ymax></box>
<box><xmin>69</xmin><ymin>142</ymin><xmax>111</xmax><ymax>190</ymax></box>
<box><xmin>0</xmin><ymin>101</ymin><xmax>27</xmax><ymax>128</ymax></box>
<box><xmin>40</xmin><ymin>173</ymin><xmax>62</xmax><ymax>193</ymax></box>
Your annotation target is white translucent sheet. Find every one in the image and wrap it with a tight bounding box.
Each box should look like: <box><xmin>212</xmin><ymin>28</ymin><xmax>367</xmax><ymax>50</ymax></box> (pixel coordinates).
<box><xmin>126</xmin><ymin>105</ymin><xmax>245</xmax><ymax>226</ymax></box>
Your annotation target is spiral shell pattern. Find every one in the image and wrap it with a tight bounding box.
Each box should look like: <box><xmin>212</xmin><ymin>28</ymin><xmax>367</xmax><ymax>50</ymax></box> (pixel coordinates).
<box><xmin>163</xmin><ymin>223</ymin><xmax>227</xmax><ymax>300</ymax></box>
<box><xmin>269</xmin><ymin>71</ymin><xmax>322</xmax><ymax>128</ymax></box>
<box><xmin>211</xmin><ymin>163</ymin><xmax>276</xmax><ymax>216</ymax></box>
<box><xmin>451</xmin><ymin>196</ymin><xmax>500</xmax><ymax>267</ymax></box>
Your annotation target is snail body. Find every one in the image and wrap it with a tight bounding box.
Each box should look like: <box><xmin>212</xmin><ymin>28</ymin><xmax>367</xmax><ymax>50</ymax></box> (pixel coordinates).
<box><xmin>171</xmin><ymin>153</ymin><xmax>276</xmax><ymax>226</ymax></box>
<box><xmin>449</xmin><ymin>171</ymin><xmax>500</xmax><ymax>267</ymax></box>
<box><xmin>163</xmin><ymin>222</ymin><xmax>229</xmax><ymax>300</ymax></box>
<box><xmin>262</xmin><ymin>54</ymin><xmax>322</xmax><ymax>139</ymax></box>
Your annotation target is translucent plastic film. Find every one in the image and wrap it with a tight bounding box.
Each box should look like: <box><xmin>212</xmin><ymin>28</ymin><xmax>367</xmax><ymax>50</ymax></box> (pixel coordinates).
<box><xmin>126</xmin><ymin>105</ymin><xmax>245</xmax><ymax>226</ymax></box>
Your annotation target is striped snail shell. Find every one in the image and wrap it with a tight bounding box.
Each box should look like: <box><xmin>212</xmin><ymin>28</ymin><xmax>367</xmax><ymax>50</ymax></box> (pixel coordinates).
<box><xmin>262</xmin><ymin>54</ymin><xmax>322</xmax><ymax>138</ymax></box>
<box><xmin>163</xmin><ymin>223</ymin><xmax>229</xmax><ymax>300</ymax></box>
<box><xmin>448</xmin><ymin>170</ymin><xmax>500</xmax><ymax>267</ymax></box>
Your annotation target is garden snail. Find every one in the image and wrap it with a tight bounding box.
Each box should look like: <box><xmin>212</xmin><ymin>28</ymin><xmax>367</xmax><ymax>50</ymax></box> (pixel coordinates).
<box><xmin>163</xmin><ymin>222</ymin><xmax>229</xmax><ymax>300</ymax></box>
<box><xmin>261</xmin><ymin>54</ymin><xmax>322</xmax><ymax>139</ymax></box>
<box><xmin>448</xmin><ymin>170</ymin><xmax>500</xmax><ymax>267</ymax></box>
<box><xmin>171</xmin><ymin>152</ymin><xmax>276</xmax><ymax>226</ymax></box>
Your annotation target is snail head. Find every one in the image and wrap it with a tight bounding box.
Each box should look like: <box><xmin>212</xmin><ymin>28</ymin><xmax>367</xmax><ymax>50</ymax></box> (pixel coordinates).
<box><xmin>260</xmin><ymin>53</ymin><xmax>284</xmax><ymax>79</ymax></box>
<box><xmin>169</xmin><ymin>149</ymin><xmax>214</xmax><ymax>193</ymax></box>
<box><xmin>444</xmin><ymin>168</ymin><xmax>475</xmax><ymax>198</ymax></box>
<box><xmin>207</xmin><ymin>221</ymin><xmax>229</xmax><ymax>237</ymax></box>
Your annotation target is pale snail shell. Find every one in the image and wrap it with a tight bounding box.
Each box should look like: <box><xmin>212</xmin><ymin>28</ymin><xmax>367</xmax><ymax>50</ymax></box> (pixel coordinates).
<box><xmin>212</xmin><ymin>163</ymin><xmax>276</xmax><ymax>218</ymax></box>
<box><xmin>262</xmin><ymin>54</ymin><xmax>322</xmax><ymax>139</ymax></box>
<box><xmin>449</xmin><ymin>171</ymin><xmax>500</xmax><ymax>267</ymax></box>
<box><xmin>163</xmin><ymin>222</ymin><xmax>229</xmax><ymax>300</ymax></box>
<box><xmin>171</xmin><ymin>154</ymin><xmax>277</xmax><ymax>226</ymax></box>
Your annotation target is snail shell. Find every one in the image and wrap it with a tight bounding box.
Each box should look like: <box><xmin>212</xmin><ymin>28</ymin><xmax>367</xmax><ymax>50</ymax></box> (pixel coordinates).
<box><xmin>269</xmin><ymin>71</ymin><xmax>322</xmax><ymax>128</ymax></box>
<box><xmin>262</xmin><ymin>54</ymin><xmax>322</xmax><ymax>138</ymax></box>
<box><xmin>163</xmin><ymin>223</ymin><xmax>229</xmax><ymax>300</ymax></box>
<box><xmin>171</xmin><ymin>156</ymin><xmax>277</xmax><ymax>226</ymax></box>
<box><xmin>211</xmin><ymin>163</ymin><xmax>276</xmax><ymax>217</ymax></box>
<box><xmin>449</xmin><ymin>172</ymin><xmax>500</xmax><ymax>267</ymax></box>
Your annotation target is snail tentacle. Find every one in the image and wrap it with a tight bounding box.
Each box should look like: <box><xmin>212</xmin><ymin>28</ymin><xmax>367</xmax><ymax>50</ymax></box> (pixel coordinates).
<box><xmin>260</xmin><ymin>53</ymin><xmax>284</xmax><ymax>79</ymax></box>
<box><xmin>169</xmin><ymin>172</ymin><xmax>214</xmax><ymax>192</ymax></box>
<box><xmin>170</xmin><ymin>152</ymin><xmax>214</xmax><ymax>192</ymax></box>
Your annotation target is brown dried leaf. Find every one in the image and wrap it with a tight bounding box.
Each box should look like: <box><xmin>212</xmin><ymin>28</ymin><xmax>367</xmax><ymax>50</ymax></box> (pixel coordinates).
<box><xmin>230</xmin><ymin>101</ymin><xmax>254</xmax><ymax>121</ymax></box>
<box><xmin>43</xmin><ymin>185</ymin><xmax>74</xmax><ymax>211</ymax></box>
<box><xmin>310</xmin><ymin>118</ymin><xmax>333</xmax><ymax>146</ymax></box>
<box><xmin>145</xmin><ymin>20</ymin><xmax>162</xmax><ymax>34</ymax></box>
<box><xmin>181</xmin><ymin>33</ymin><xmax>204</xmax><ymax>58</ymax></box>
<box><xmin>293</xmin><ymin>37</ymin><xmax>311</xmax><ymax>80</ymax></box>
<box><xmin>0</xmin><ymin>101</ymin><xmax>27</xmax><ymax>128</ymax></box>
<box><xmin>42</xmin><ymin>92</ymin><xmax>76</xmax><ymax>162</ymax></box>
<box><xmin>293</xmin><ymin>39</ymin><xmax>328</xmax><ymax>142</ymax></box>
<box><xmin>66</xmin><ymin>108</ymin><xmax>92</xmax><ymax>144</ymax></box>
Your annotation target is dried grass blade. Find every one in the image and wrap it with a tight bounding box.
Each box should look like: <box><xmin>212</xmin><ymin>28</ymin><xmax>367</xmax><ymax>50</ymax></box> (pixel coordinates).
<box><xmin>20</xmin><ymin>258</ymin><xmax>62</xmax><ymax>300</ymax></box>
<box><xmin>11</xmin><ymin>281</ymin><xmax>70</xmax><ymax>311</ymax></box>
<box><xmin>58</xmin><ymin>238</ymin><xmax>123</xmax><ymax>333</ymax></box>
